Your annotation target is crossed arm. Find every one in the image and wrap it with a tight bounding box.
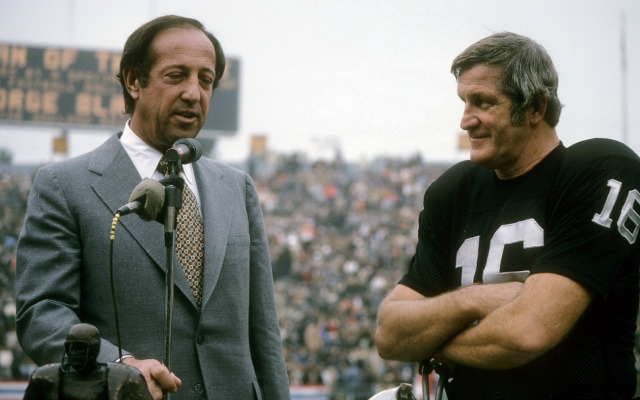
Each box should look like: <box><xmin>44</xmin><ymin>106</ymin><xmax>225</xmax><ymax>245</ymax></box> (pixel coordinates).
<box><xmin>374</xmin><ymin>273</ymin><xmax>593</xmax><ymax>370</ymax></box>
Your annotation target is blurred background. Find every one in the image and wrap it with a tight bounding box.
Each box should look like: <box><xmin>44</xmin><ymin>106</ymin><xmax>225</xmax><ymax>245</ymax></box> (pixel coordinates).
<box><xmin>1</xmin><ymin>0</ymin><xmax>639</xmax><ymax>164</ymax></box>
<box><xmin>1</xmin><ymin>1</ymin><xmax>639</xmax><ymax>398</ymax></box>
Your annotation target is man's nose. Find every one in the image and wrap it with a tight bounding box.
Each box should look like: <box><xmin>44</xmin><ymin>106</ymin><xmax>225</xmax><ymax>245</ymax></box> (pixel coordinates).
<box><xmin>459</xmin><ymin>104</ymin><xmax>478</xmax><ymax>131</ymax></box>
<box><xmin>181</xmin><ymin>76</ymin><xmax>201</xmax><ymax>102</ymax></box>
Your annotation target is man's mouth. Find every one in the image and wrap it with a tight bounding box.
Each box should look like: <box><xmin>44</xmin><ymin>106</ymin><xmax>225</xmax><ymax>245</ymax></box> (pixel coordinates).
<box><xmin>468</xmin><ymin>131</ymin><xmax>490</xmax><ymax>141</ymax></box>
<box><xmin>175</xmin><ymin>111</ymin><xmax>198</xmax><ymax>122</ymax></box>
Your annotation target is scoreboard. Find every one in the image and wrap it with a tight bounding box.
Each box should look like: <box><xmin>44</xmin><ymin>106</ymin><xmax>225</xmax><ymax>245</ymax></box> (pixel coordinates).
<box><xmin>0</xmin><ymin>43</ymin><xmax>239</xmax><ymax>133</ymax></box>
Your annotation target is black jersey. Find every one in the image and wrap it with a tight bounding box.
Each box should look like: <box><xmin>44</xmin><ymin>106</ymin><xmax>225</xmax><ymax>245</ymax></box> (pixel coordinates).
<box><xmin>400</xmin><ymin>138</ymin><xmax>640</xmax><ymax>399</ymax></box>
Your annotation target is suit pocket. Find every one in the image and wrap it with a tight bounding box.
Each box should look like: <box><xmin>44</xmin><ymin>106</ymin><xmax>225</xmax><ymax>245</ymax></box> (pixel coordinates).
<box><xmin>220</xmin><ymin>234</ymin><xmax>251</xmax><ymax>294</ymax></box>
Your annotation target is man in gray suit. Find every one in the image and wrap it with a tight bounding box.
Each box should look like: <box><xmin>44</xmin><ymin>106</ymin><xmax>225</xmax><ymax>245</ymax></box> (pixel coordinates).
<box><xmin>15</xmin><ymin>15</ymin><xmax>290</xmax><ymax>400</ymax></box>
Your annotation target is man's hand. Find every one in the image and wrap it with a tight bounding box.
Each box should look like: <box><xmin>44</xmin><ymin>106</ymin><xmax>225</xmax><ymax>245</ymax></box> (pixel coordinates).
<box><xmin>123</xmin><ymin>357</ymin><xmax>182</xmax><ymax>400</ymax></box>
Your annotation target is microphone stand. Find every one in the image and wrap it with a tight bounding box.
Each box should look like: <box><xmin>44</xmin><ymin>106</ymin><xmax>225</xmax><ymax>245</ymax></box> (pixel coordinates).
<box><xmin>159</xmin><ymin>160</ymin><xmax>184</xmax><ymax>400</ymax></box>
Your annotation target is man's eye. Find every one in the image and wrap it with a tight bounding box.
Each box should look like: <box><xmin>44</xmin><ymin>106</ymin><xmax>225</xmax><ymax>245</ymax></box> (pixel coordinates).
<box><xmin>167</xmin><ymin>73</ymin><xmax>183</xmax><ymax>80</ymax></box>
<box><xmin>200</xmin><ymin>77</ymin><xmax>214</xmax><ymax>89</ymax></box>
<box><xmin>475</xmin><ymin>99</ymin><xmax>493</xmax><ymax>108</ymax></box>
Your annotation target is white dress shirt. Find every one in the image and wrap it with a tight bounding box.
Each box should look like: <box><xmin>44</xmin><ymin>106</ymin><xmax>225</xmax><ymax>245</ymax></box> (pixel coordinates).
<box><xmin>119</xmin><ymin>122</ymin><xmax>201</xmax><ymax>211</ymax></box>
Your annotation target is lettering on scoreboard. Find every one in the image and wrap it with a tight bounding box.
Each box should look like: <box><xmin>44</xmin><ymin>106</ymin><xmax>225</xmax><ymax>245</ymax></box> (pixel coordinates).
<box><xmin>0</xmin><ymin>43</ymin><xmax>239</xmax><ymax>132</ymax></box>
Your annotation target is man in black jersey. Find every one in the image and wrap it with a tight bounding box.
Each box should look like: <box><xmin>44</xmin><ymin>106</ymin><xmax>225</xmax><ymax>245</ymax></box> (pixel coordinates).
<box><xmin>375</xmin><ymin>32</ymin><xmax>640</xmax><ymax>399</ymax></box>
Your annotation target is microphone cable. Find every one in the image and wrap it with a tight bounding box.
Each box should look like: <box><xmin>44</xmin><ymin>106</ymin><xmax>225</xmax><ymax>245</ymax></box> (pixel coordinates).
<box><xmin>109</xmin><ymin>212</ymin><xmax>124</xmax><ymax>362</ymax></box>
<box><xmin>107</xmin><ymin>178</ymin><xmax>166</xmax><ymax>365</ymax></box>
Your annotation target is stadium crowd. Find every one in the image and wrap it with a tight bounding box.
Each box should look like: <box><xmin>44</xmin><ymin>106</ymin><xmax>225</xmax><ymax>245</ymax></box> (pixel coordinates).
<box><xmin>0</xmin><ymin>168</ymin><xmax>31</xmax><ymax>379</ymax></box>
<box><xmin>255</xmin><ymin>152</ymin><xmax>448</xmax><ymax>397</ymax></box>
<box><xmin>0</xmin><ymin>151</ymin><xmax>447</xmax><ymax>397</ymax></box>
<box><xmin>2</xmin><ymin>149</ymin><xmax>639</xmax><ymax>397</ymax></box>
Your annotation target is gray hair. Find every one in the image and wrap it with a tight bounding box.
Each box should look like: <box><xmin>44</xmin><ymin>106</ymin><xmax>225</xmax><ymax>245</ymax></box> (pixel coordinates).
<box><xmin>451</xmin><ymin>32</ymin><xmax>563</xmax><ymax>127</ymax></box>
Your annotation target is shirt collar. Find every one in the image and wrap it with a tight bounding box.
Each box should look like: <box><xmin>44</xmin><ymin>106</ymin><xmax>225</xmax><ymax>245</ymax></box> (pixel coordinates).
<box><xmin>120</xmin><ymin>121</ymin><xmax>196</xmax><ymax>186</ymax></box>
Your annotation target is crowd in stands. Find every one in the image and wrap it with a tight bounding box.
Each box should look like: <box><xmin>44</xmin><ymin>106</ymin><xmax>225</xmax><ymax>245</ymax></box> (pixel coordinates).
<box><xmin>0</xmin><ymin>168</ymin><xmax>32</xmax><ymax>379</ymax></box>
<box><xmin>250</xmin><ymin>151</ymin><xmax>447</xmax><ymax>397</ymax></box>
<box><xmin>0</xmin><ymin>152</ymin><xmax>449</xmax><ymax>396</ymax></box>
<box><xmin>4</xmin><ymin>149</ymin><xmax>637</xmax><ymax>397</ymax></box>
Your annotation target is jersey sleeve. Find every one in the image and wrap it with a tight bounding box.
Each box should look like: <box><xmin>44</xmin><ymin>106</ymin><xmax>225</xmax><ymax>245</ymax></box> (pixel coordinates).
<box><xmin>533</xmin><ymin>141</ymin><xmax>640</xmax><ymax>299</ymax></box>
<box><xmin>399</xmin><ymin>162</ymin><xmax>473</xmax><ymax>297</ymax></box>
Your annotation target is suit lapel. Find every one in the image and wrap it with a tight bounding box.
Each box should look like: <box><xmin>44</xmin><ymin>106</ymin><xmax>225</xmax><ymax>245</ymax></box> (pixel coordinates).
<box><xmin>194</xmin><ymin>160</ymin><xmax>232</xmax><ymax>308</ymax></box>
<box><xmin>89</xmin><ymin>136</ymin><xmax>231</xmax><ymax>310</ymax></box>
<box><xmin>89</xmin><ymin>135</ymin><xmax>193</xmax><ymax>301</ymax></box>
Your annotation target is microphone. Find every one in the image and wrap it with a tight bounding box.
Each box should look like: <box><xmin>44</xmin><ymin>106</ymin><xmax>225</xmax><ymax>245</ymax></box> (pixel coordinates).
<box><xmin>165</xmin><ymin>138</ymin><xmax>202</xmax><ymax>164</ymax></box>
<box><xmin>117</xmin><ymin>178</ymin><xmax>165</xmax><ymax>221</ymax></box>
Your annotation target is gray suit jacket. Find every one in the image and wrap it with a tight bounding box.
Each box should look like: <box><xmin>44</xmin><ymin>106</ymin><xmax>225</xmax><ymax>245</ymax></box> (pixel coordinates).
<box><xmin>16</xmin><ymin>133</ymin><xmax>291</xmax><ymax>399</ymax></box>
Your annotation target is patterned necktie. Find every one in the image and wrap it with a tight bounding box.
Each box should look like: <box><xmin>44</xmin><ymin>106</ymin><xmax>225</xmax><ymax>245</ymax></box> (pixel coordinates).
<box><xmin>158</xmin><ymin>157</ymin><xmax>204</xmax><ymax>309</ymax></box>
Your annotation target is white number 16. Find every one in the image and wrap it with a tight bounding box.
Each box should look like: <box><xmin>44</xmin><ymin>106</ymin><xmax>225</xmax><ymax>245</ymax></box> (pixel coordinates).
<box><xmin>592</xmin><ymin>179</ymin><xmax>640</xmax><ymax>244</ymax></box>
<box><xmin>455</xmin><ymin>179</ymin><xmax>639</xmax><ymax>287</ymax></box>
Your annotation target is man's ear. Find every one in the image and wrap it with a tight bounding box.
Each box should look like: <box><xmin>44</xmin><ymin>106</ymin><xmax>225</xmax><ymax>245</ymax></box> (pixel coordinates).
<box><xmin>122</xmin><ymin>67</ymin><xmax>140</xmax><ymax>100</ymax></box>
<box><xmin>530</xmin><ymin>96</ymin><xmax>548</xmax><ymax>124</ymax></box>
